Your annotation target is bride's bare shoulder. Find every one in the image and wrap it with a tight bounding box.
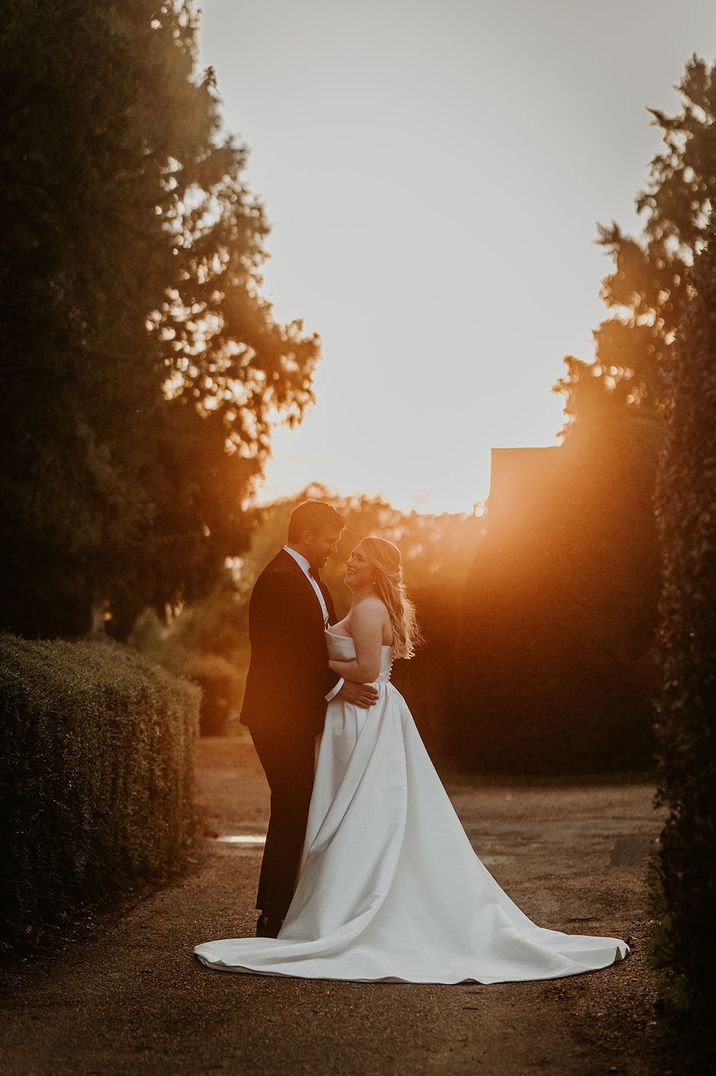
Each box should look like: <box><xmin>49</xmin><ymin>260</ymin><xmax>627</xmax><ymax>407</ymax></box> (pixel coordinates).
<box><xmin>352</xmin><ymin>595</ymin><xmax>390</xmax><ymax>623</ymax></box>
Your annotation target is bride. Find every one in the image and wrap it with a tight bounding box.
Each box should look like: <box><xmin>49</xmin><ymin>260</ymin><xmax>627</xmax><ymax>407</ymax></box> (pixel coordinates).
<box><xmin>194</xmin><ymin>536</ymin><xmax>629</xmax><ymax>983</ymax></box>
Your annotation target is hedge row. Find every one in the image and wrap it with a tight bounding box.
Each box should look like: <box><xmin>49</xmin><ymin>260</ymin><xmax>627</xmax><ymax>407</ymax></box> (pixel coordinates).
<box><xmin>453</xmin><ymin>420</ymin><xmax>661</xmax><ymax>774</ymax></box>
<box><xmin>652</xmin><ymin>231</ymin><xmax>716</xmax><ymax>1024</ymax></box>
<box><xmin>0</xmin><ymin>632</ymin><xmax>201</xmax><ymax>947</ymax></box>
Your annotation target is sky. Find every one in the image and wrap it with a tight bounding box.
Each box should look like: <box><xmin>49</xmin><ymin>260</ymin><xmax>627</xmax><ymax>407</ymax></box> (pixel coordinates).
<box><xmin>198</xmin><ymin>0</ymin><xmax>715</xmax><ymax>514</ymax></box>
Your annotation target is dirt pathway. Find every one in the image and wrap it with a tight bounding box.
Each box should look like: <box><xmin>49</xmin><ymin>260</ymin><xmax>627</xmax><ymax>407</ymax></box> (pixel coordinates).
<box><xmin>0</xmin><ymin>736</ymin><xmax>667</xmax><ymax>1075</ymax></box>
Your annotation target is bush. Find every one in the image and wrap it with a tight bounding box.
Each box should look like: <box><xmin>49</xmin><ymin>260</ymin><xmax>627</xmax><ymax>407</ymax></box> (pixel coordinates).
<box><xmin>0</xmin><ymin>632</ymin><xmax>200</xmax><ymax>948</ymax></box>
<box><xmin>184</xmin><ymin>652</ymin><xmax>241</xmax><ymax>736</ymax></box>
<box><xmin>128</xmin><ymin>572</ymin><xmax>250</xmax><ymax>734</ymax></box>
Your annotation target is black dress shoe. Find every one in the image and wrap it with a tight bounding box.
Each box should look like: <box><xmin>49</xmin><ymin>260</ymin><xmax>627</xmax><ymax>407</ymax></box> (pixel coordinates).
<box><xmin>256</xmin><ymin>912</ymin><xmax>283</xmax><ymax>938</ymax></box>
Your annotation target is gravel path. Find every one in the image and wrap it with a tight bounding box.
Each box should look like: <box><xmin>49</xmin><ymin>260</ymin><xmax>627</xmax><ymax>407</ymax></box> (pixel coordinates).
<box><xmin>0</xmin><ymin>736</ymin><xmax>667</xmax><ymax>1075</ymax></box>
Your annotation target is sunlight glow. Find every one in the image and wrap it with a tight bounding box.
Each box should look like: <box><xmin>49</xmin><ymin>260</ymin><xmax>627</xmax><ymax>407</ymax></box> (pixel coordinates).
<box><xmin>199</xmin><ymin>0</ymin><xmax>715</xmax><ymax>513</ymax></box>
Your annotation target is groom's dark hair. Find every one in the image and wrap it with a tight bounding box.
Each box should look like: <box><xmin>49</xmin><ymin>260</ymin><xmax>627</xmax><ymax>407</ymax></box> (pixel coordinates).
<box><xmin>288</xmin><ymin>500</ymin><xmax>345</xmax><ymax>542</ymax></box>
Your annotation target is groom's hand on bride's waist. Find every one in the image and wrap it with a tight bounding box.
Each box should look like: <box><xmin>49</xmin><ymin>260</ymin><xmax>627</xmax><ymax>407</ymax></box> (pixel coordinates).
<box><xmin>338</xmin><ymin>681</ymin><xmax>379</xmax><ymax>708</ymax></box>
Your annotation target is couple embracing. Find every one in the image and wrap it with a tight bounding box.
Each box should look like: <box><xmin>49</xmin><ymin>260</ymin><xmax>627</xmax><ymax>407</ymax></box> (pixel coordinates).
<box><xmin>194</xmin><ymin>499</ymin><xmax>629</xmax><ymax>984</ymax></box>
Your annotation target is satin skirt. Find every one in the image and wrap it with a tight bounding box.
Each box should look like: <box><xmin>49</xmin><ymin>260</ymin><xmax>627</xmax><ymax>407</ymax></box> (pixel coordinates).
<box><xmin>193</xmin><ymin>682</ymin><xmax>629</xmax><ymax>983</ymax></box>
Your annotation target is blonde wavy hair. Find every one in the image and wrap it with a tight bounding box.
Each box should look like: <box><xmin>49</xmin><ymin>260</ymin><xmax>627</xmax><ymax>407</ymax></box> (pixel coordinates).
<box><xmin>358</xmin><ymin>536</ymin><xmax>423</xmax><ymax>660</ymax></box>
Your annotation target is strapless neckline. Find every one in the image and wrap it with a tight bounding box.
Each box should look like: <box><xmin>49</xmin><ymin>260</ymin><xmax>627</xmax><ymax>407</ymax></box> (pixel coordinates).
<box><xmin>325</xmin><ymin>628</ymin><xmax>393</xmax><ymax>650</ymax></box>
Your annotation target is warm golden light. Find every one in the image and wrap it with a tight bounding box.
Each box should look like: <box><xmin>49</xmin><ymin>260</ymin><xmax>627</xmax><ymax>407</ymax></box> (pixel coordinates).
<box><xmin>199</xmin><ymin>0</ymin><xmax>713</xmax><ymax>513</ymax></box>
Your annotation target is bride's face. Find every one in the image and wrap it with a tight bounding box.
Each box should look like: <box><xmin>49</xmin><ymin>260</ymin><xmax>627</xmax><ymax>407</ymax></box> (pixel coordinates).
<box><xmin>345</xmin><ymin>545</ymin><xmax>375</xmax><ymax>592</ymax></box>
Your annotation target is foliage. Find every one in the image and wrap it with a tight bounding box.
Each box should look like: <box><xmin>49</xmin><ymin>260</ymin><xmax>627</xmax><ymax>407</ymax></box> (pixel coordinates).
<box><xmin>0</xmin><ymin>631</ymin><xmax>200</xmax><ymax>948</ymax></box>
<box><xmin>652</xmin><ymin>229</ymin><xmax>716</xmax><ymax>1022</ymax></box>
<box><xmin>0</xmin><ymin>1</ymin><xmax>319</xmax><ymax>640</ymax></box>
<box><xmin>555</xmin><ymin>56</ymin><xmax>716</xmax><ymax>429</ymax></box>
<box><xmin>455</xmin><ymin>420</ymin><xmax>663</xmax><ymax>774</ymax></box>
<box><xmin>129</xmin><ymin>568</ymin><xmax>248</xmax><ymax>735</ymax></box>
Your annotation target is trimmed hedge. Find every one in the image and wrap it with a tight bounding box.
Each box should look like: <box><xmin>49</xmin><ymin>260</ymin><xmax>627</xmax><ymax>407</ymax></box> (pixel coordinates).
<box><xmin>652</xmin><ymin>231</ymin><xmax>716</xmax><ymax>1022</ymax></box>
<box><xmin>0</xmin><ymin>632</ymin><xmax>200</xmax><ymax>947</ymax></box>
<box><xmin>455</xmin><ymin>420</ymin><xmax>662</xmax><ymax>774</ymax></box>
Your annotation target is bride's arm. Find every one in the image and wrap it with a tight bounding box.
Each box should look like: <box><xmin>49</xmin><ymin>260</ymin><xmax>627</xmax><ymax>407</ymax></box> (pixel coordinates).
<box><xmin>328</xmin><ymin>599</ymin><xmax>384</xmax><ymax>683</ymax></box>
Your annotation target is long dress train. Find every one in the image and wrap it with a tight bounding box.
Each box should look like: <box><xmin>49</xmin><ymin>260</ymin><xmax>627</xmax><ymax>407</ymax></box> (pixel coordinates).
<box><xmin>193</xmin><ymin>632</ymin><xmax>629</xmax><ymax>983</ymax></box>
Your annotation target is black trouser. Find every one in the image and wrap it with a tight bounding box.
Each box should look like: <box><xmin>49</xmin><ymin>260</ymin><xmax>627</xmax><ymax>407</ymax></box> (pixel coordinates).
<box><xmin>249</xmin><ymin>722</ymin><xmax>317</xmax><ymax>921</ymax></box>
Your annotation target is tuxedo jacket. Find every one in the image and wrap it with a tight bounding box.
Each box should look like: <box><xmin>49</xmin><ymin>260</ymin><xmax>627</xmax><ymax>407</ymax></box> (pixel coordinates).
<box><xmin>240</xmin><ymin>549</ymin><xmax>341</xmax><ymax>737</ymax></box>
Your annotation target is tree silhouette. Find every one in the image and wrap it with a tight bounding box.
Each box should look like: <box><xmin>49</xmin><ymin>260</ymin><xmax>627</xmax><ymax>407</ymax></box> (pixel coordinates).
<box><xmin>556</xmin><ymin>56</ymin><xmax>716</xmax><ymax>431</ymax></box>
<box><xmin>0</xmin><ymin>1</ymin><xmax>319</xmax><ymax>638</ymax></box>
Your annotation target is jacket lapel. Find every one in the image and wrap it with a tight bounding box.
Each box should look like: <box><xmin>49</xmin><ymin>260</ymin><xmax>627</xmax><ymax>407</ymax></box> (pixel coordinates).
<box><xmin>277</xmin><ymin>549</ymin><xmax>327</xmax><ymax>627</ymax></box>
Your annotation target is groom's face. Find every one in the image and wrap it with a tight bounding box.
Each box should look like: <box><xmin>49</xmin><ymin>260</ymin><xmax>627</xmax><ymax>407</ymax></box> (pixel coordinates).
<box><xmin>304</xmin><ymin>525</ymin><xmax>343</xmax><ymax>571</ymax></box>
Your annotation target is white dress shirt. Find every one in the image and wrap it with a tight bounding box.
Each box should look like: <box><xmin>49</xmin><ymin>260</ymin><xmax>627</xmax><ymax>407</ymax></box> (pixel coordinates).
<box><xmin>283</xmin><ymin>545</ymin><xmax>344</xmax><ymax>702</ymax></box>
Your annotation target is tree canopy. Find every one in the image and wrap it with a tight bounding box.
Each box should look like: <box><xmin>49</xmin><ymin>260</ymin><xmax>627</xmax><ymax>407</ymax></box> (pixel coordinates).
<box><xmin>0</xmin><ymin>1</ymin><xmax>319</xmax><ymax>638</ymax></box>
<box><xmin>556</xmin><ymin>56</ymin><xmax>716</xmax><ymax>431</ymax></box>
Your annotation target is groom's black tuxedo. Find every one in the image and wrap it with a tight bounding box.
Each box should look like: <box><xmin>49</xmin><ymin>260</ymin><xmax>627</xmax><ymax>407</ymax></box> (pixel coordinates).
<box><xmin>240</xmin><ymin>548</ymin><xmax>341</xmax><ymax>920</ymax></box>
<box><xmin>240</xmin><ymin>549</ymin><xmax>340</xmax><ymax>735</ymax></box>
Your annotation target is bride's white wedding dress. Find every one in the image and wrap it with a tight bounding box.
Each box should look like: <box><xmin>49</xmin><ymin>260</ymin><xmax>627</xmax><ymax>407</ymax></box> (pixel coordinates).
<box><xmin>193</xmin><ymin>631</ymin><xmax>629</xmax><ymax>983</ymax></box>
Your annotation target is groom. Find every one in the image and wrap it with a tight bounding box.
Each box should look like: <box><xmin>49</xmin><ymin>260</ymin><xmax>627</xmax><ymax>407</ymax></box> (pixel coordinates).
<box><xmin>240</xmin><ymin>499</ymin><xmax>379</xmax><ymax>937</ymax></box>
